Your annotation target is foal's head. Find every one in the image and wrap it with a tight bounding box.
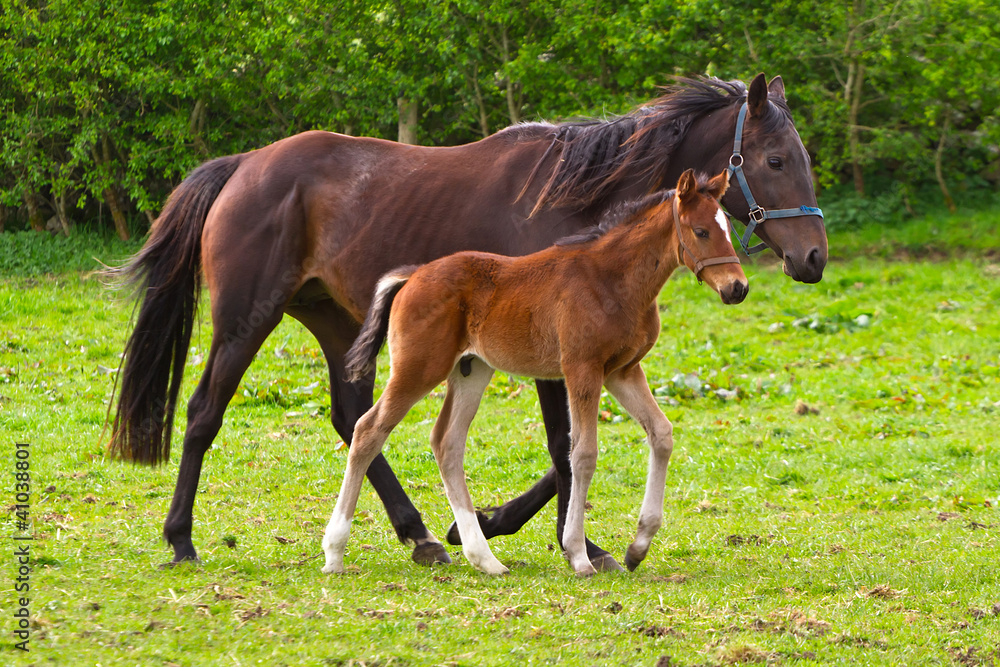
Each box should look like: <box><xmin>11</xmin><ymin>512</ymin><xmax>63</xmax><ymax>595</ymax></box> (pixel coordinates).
<box><xmin>673</xmin><ymin>169</ymin><xmax>748</xmax><ymax>305</ymax></box>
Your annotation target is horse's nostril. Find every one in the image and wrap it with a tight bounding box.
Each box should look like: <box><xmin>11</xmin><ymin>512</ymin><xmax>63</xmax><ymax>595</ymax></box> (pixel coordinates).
<box><xmin>807</xmin><ymin>247</ymin><xmax>821</xmax><ymax>268</ymax></box>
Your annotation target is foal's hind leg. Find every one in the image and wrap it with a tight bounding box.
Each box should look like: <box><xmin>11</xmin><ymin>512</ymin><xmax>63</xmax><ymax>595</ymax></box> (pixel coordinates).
<box><xmin>445</xmin><ymin>379</ymin><xmax>622</xmax><ymax>571</ymax></box>
<box><xmin>562</xmin><ymin>367</ymin><xmax>605</xmax><ymax>576</ymax></box>
<box><xmin>430</xmin><ymin>358</ymin><xmax>507</xmax><ymax>575</ymax></box>
<box><xmin>289</xmin><ymin>302</ymin><xmax>449</xmax><ymax>566</ymax></box>
<box><xmin>322</xmin><ymin>374</ymin><xmax>436</xmax><ymax>573</ymax></box>
<box><xmin>604</xmin><ymin>365</ymin><xmax>673</xmax><ymax>572</ymax></box>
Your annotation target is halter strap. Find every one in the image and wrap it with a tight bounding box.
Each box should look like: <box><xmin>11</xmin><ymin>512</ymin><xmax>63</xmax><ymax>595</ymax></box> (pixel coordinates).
<box><xmin>726</xmin><ymin>102</ymin><xmax>824</xmax><ymax>255</ymax></box>
<box><xmin>673</xmin><ymin>196</ymin><xmax>741</xmax><ymax>281</ymax></box>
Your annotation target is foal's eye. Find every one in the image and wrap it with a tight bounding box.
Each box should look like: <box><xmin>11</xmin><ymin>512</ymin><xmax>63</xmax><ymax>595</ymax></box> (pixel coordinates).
<box><xmin>694</xmin><ymin>228</ymin><xmax>710</xmax><ymax>239</ymax></box>
<box><xmin>767</xmin><ymin>157</ymin><xmax>784</xmax><ymax>170</ymax></box>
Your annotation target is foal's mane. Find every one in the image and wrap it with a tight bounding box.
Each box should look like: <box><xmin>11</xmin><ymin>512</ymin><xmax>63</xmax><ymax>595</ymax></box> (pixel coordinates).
<box><xmin>527</xmin><ymin>77</ymin><xmax>791</xmax><ymax>215</ymax></box>
<box><xmin>555</xmin><ymin>172</ymin><xmax>715</xmax><ymax>247</ymax></box>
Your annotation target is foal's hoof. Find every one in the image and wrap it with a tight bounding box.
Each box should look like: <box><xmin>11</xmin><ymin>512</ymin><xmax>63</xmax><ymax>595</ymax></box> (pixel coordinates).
<box><xmin>624</xmin><ymin>552</ymin><xmax>642</xmax><ymax>572</ymax></box>
<box><xmin>624</xmin><ymin>543</ymin><xmax>649</xmax><ymax>572</ymax></box>
<box><xmin>411</xmin><ymin>542</ymin><xmax>452</xmax><ymax>566</ymax></box>
<box><xmin>591</xmin><ymin>552</ymin><xmax>625</xmax><ymax>573</ymax></box>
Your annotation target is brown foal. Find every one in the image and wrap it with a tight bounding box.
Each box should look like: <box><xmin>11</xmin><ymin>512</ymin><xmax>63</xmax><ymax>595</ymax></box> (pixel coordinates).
<box><xmin>322</xmin><ymin>168</ymin><xmax>747</xmax><ymax>576</ymax></box>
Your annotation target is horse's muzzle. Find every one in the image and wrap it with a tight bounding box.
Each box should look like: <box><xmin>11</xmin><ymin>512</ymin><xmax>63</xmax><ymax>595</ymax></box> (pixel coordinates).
<box><xmin>720</xmin><ymin>279</ymin><xmax>749</xmax><ymax>305</ymax></box>
<box><xmin>783</xmin><ymin>245</ymin><xmax>826</xmax><ymax>284</ymax></box>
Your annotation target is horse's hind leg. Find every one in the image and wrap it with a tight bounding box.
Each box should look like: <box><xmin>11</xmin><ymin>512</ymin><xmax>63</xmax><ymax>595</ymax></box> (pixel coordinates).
<box><xmin>289</xmin><ymin>302</ymin><xmax>449</xmax><ymax>566</ymax></box>
<box><xmin>604</xmin><ymin>364</ymin><xmax>673</xmax><ymax>572</ymax></box>
<box><xmin>431</xmin><ymin>358</ymin><xmax>507</xmax><ymax>575</ymax></box>
<box><xmin>163</xmin><ymin>288</ymin><xmax>284</xmax><ymax>564</ymax></box>
<box><xmin>449</xmin><ymin>379</ymin><xmax>621</xmax><ymax>571</ymax></box>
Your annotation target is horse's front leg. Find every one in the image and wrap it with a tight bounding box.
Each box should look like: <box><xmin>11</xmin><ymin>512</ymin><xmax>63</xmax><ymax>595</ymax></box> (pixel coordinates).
<box><xmin>562</xmin><ymin>367</ymin><xmax>605</xmax><ymax>576</ymax></box>
<box><xmin>604</xmin><ymin>364</ymin><xmax>673</xmax><ymax>571</ymax></box>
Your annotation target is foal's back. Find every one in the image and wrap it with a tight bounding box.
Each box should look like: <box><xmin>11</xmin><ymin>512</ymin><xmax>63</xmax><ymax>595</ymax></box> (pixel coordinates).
<box><xmin>389</xmin><ymin>239</ymin><xmax>657</xmax><ymax>383</ymax></box>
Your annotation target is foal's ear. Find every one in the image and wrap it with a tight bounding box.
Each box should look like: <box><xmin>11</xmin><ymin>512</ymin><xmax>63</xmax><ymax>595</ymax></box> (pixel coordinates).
<box><xmin>677</xmin><ymin>168</ymin><xmax>697</xmax><ymax>200</ymax></box>
<box><xmin>707</xmin><ymin>169</ymin><xmax>730</xmax><ymax>200</ymax></box>
<box><xmin>767</xmin><ymin>75</ymin><xmax>786</xmax><ymax>101</ymax></box>
<box><xmin>747</xmin><ymin>73</ymin><xmax>768</xmax><ymax>118</ymax></box>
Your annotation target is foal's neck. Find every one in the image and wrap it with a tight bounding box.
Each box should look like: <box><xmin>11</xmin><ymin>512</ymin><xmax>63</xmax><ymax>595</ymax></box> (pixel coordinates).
<box><xmin>589</xmin><ymin>208</ymin><xmax>682</xmax><ymax>311</ymax></box>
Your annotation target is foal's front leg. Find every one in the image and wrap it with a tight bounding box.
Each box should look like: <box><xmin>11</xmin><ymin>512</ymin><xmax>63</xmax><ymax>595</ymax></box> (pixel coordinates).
<box><xmin>604</xmin><ymin>364</ymin><xmax>673</xmax><ymax>571</ymax></box>
<box><xmin>562</xmin><ymin>367</ymin><xmax>605</xmax><ymax>576</ymax></box>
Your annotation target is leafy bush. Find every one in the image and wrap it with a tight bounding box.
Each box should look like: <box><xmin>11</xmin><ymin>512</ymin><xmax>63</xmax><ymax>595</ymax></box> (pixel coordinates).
<box><xmin>0</xmin><ymin>230</ymin><xmax>141</xmax><ymax>276</ymax></box>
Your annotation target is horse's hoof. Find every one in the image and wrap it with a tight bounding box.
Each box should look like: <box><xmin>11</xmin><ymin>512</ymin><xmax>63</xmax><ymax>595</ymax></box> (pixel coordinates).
<box><xmin>411</xmin><ymin>542</ymin><xmax>452</xmax><ymax>566</ymax></box>
<box><xmin>159</xmin><ymin>556</ymin><xmax>200</xmax><ymax>570</ymax></box>
<box><xmin>445</xmin><ymin>521</ymin><xmax>462</xmax><ymax>546</ymax></box>
<box><xmin>574</xmin><ymin>565</ymin><xmax>598</xmax><ymax>578</ymax></box>
<box><xmin>591</xmin><ymin>552</ymin><xmax>625</xmax><ymax>573</ymax></box>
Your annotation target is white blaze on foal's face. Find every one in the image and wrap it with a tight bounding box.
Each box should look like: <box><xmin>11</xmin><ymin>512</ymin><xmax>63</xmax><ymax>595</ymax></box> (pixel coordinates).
<box><xmin>714</xmin><ymin>207</ymin><xmax>731</xmax><ymax>243</ymax></box>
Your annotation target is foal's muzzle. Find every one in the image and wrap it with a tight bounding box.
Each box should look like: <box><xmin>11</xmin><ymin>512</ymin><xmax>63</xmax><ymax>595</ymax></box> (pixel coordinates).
<box><xmin>719</xmin><ymin>279</ymin><xmax>749</xmax><ymax>305</ymax></box>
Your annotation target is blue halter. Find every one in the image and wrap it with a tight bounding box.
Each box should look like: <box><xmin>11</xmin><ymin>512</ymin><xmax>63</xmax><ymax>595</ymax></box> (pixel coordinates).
<box><xmin>726</xmin><ymin>102</ymin><xmax>824</xmax><ymax>255</ymax></box>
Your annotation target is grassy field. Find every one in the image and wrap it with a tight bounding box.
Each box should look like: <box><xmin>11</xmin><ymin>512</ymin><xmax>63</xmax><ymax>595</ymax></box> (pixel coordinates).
<box><xmin>3</xmin><ymin>250</ymin><xmax>1000</xmax><ymax>665</ymax></box>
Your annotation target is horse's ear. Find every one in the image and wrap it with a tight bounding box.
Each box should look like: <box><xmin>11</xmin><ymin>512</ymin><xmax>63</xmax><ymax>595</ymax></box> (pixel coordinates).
<box><xmin>747</xmin><ymin>73</ymin><xmax>768</xmax><ymax>118</ymax></box>
<box><xmin>767</xmin><ymin>75</ymin><xmax>785</xmax><ymax>101</ymax></box>
<box><xmin>677</xmin><ymin>168</ymin><xmax>697</xmax><ymax>200</ymax></box>
<box><xmin>707</xmin><ymin>169</ymin><xmax>730</xmax><ymax>200</ymax></box>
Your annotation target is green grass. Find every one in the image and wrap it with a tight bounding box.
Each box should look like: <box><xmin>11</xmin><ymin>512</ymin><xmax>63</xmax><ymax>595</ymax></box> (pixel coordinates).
<box><xmin>3</xmin><ymin>254</ymin><xmax>1000</xmax><ymax>665</ymax></box>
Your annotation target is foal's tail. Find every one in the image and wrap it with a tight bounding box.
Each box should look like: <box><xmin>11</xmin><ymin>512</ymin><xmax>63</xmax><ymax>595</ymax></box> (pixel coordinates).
<box><xmin>106</xmin><ymin>154</ymin><xmax>245</xmax><ymax>465</ymax></box>
<box><xmin>344</xmin><ymin>266</ymin><xmax>419</xmax><ymax>383</ymax></box>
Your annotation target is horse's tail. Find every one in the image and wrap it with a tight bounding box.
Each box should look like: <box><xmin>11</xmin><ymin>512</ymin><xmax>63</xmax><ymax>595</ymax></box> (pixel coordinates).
<box><xmin>345</xmin><ymin>266</ymin><xmax>419</xmax><ymax>383</ymax></box>
<box><xmin>106</xmin><ymin>154</ymin><xmax>245</xmax><ymax>465</ymax></box>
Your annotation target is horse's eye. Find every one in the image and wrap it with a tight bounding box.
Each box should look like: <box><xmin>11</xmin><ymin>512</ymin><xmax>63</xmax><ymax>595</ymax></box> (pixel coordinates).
<box><xmin>694</xmin><ymin>228</ymin><xmax>710</xmax><ymax>239</ymax></box>
<box><xmin>768</xmin><ymin>157</ymin><xmax>784</xmax><ymax>170</ymax></box>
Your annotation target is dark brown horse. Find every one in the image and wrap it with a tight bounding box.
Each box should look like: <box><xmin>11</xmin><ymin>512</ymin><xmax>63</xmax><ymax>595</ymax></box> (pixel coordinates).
<box><xmin>324</xmin><ymin>169</ymin><xmax>744</xmax><ymax>576</ymax></box>
<box><xmin>109</xmin><ymin>74</ymin><xmax>827</xmax><ymax>570</ymax></box>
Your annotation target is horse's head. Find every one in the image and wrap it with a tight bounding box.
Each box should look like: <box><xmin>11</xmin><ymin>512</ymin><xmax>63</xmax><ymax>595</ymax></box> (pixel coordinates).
<box><xmin>720</xmin><ymin>74</ymin><xmax>828</xmax><ymax>283</ymax></box>
<box><xmin>674</xmin><ymin>169</ymin><xmax>748</xmax><ymax>305</ymax></box>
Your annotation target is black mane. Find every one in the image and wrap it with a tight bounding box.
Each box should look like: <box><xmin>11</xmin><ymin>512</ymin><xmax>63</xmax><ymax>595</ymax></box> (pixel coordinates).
<box><xmin>529</xmin><ymin>77</ymin><xmax>790</xmax><ymax>215</ymax></box>
<box><xmin>555</xmin><ymin>172</ymin><xmax>717</xmax><ymax>247</ymax></box>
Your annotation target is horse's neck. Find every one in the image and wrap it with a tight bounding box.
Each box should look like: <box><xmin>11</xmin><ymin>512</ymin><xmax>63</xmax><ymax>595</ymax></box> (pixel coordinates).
<box><xmin>663</xmin><ymin>109</ymin><xmax>735</xmax><ymax>184</ymax></box>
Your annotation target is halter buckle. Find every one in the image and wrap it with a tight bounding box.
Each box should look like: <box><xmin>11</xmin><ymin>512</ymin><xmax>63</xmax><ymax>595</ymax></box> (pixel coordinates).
<box><xmin>749</xmin><ymin>207</ymin><xmax>766</xmax><ymax>224</ymax></box>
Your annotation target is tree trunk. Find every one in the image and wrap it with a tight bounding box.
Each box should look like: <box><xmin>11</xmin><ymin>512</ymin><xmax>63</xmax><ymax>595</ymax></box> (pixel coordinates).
<box><xmin>934</xmin><ymin>113</ymin><xmax>956</xmax><ymax>212</ymax></box>
<box><xmin>846</xmin><ymin>60</ymin><xmax>866</xmax><ymax>196</ymax></box>
<box><xmin>25</xmin><ymin>194</ymin><xmax>45</xmax><ymax>232</ymax></box>
<box><xmin>472</xmin><ymin>65</ymin><xmax>490</xmax><ymax>138</ymax></box>
<box><xmin>189</xmin><ymin>98</ymin><xmax>208</xmax><ymax>155</ymax></box>
<box><xmin>94</xmin><ymin>136</ymin><xmax>131</xmax><ymax>240</ymax></box>
<box><xmin>397</xmin><ymin>97</ymin><xmax>419</xmax><ymax>145</ymax></box>
<box><xmin>844</xmin><ymin>0</ymin><xmax>866</xmax><ymax>196</ymax></box>
<box><xmin>0</xmin><ymin>204</ymin><xmax>6</xmax><ymax>233</ymax></box>
<box><xmin>104</xmin><ymin>187</ymin><xmax>131</xmax><ymax>241</ymax></box>
<box><xmin>501</xmin><ymin>27</ymin><xmax>521</xmax><ymax>125</ymax></box>
<box><xmin>53</xmin><ymin>189</ymin><xmax>72</xmax><ymax>237</ymax></box>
